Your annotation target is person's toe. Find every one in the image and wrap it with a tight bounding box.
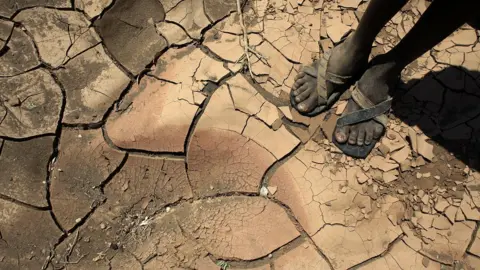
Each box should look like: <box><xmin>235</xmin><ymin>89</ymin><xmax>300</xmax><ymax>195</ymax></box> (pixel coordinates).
<box><xmin>297</xmin><ymin>94</ymin><xmax>317</xmax><ymax>113</ymax></box>
<box><xmin>356</xmin><ymin>127</ymin><xmax>365</xmax><ymax>146</ymax></box>
<box><xmin>293</xmin><ymin>75</ymin><xmax>308</xmax><ymax>90</ymax></box>
<box><xmin>372</xmin><ymin>122</ymin><xmax>384</xmax><ymax>139</ymax></box>
<box><xmin>294</xmin><ymin>85</ymin><xmax>311</xmax><ymax>103</ymax></box>
<box><xmin>335</xmin><ymin>125</ymin><xmax>350</xmax><ymax>143</ymax></box>
<box><xmin>348</xmin><ymin>126</ymin><xmax>359</xmax><ymax>145</ymax></box>
<box><xmin>364</xmin><ymin>125</ymin><xmax>374</xmax><ymax>145</ymax></box>
<box><xmin>294</xmin><ymin>72</ymin><xmax>306</xmax><ymax>81</ymax></box>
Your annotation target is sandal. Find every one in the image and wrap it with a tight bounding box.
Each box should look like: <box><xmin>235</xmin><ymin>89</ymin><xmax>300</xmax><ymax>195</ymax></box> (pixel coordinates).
<box><xmin>332</xmin><ymin>84</ymin><xmax>393</xmax><ymax>158</ymax></box>
<box><xmin>290</xmin><ymin>50</ymin><xmax>363</xmax><ymax>117</ymax></box>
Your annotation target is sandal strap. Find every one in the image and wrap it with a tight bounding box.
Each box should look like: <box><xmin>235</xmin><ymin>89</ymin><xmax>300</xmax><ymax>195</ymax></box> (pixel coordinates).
<box><xmin>316</xmin><ymin>50</ymin><xmax>352</xmax><ymax>103</ymax></box>
<box><xmin>336</xmin><ymin>85</ymin><xmax>392</xmax><ymax>128</ymax></box>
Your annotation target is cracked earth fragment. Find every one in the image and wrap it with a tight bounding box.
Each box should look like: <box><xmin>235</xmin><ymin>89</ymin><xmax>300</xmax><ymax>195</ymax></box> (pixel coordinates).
<box><xmin>171</xmin><ymin>196</ymin><xmax>300</xmax><ymax>260</ymax></box>
<box><xmin>0</xmin><ymin>26</ymin><xmax>40</xmax><ymax>76</ymax></box>
<box><xmin>52</xmin><ymin>204</ymin><xmax>146</xmax><ymax>270</ymax></box>
<box><xmin>0</xmin><ymin>69</ymin><xmax>62</xmax><ymax>138</ymax></box>
<box><xmin>74</xmin><ymin>0</ymin><xmax>112</xmax><ymax>18</ymax></box>
<box><xmin>0</xmin><ymin>137</ymin><xmax>53</xmax><ymax>207</ymax></box>
<box><xmin>212</xmin><ymin>7</ymin><xmax>263</xmax><ymax>34</ymax></box>
<box><xmin>418</xmin><ymin>221</ymin><xmax>476</xmax><ymax>264</ymax></box>
<box><xmin>164</xmin><ymin>0</ymin><xmax>210</xmax><ymax>40</ymax></box>
<box><xmin>311</xmin><ymin>195</ymin><xmax>403</xmax><ymax>269</ymax></box>
<box><xmin>204</xmin><ymin>0</ymin><xmax>241</xmax><ymax>22</ymax></box>
<box><xmin>156</xmin><ymin>21</ymin><xmax>192</xmax><ymax>46</ymax></box>
<box><xmin>187</xmin><ymin>77</ymin><xmax>298</xmax><ymax>196</ymax></box>
<box><xmin>470</xmin><ymin>229</ymin><xmax>480</xmax><ymax>256</ymax></box>
<box><xmin>0</xmin><ymin>0</ymin><xmax>70</xmax><ymax>18</ymax></box>
<box><xmin>56</xmin><ymin>44</ymin><xmax>130</xmax><ymax>124</ymax></box>
<box><xmin>227</xmin><ymin>74</ymin><xmax>282</xmax><ymax>127</ymax></box>
<box><xmin>254</xmin><ymin>41</ymin><xmax>295</xmax><ymax>99</ymax></box>
<box><xmin>0</xmin><ymin>18</ymin><xmax>13</xmax><ymax>50</ymax></box>
<box><xmin>269</xmin><ymin>149</ymin><xmax>326</xmax><ymax>236</ymax></box>
<box><xmin>273</xmin><ymin>240</ymin><xmax>330</xmax><ymax>269</ymax></box>
<box><xmin>105</xmin><ymin>155</ymin><xmax>193</xmax><ymax>215</ymax></box>
<box><xmin>0</xmin><ymin>199</ymin><xmax>62</xmax><ymax>269</ymax></box>
<box><xmin>54</xmin><ymin>197</ymin><xmax>298</xmax><ymax>268</ymax></box>
<box><xmin>360</xmin><ymin>240</ymin><xmax>440</xmax><ymax>269</ymax></box>
<box><xmin>106</xmin><ymin>46</ymin><xmax>228</xmax><ymax>152</ymax></box>
<box><xmin>50</xmin><ymin>129</ymin><xmax>125</xmax><ymax>231</ymax></box>
<box><xmin>14</xmin><ymin>8</ymin><xmax>100</xmax><ymax>68</ymax></box>
<box><xmin>95</xmin><ymin>0</ymin><xmax>166</xmax><ymax>74</ymax></box>
<box><xmin>262</xmin><ymin>11</ymin><xmax>320</xmax><ymax>63</ymax></box>
<box><xmin>204</xmin><ymin>29</ymin><xmax>244</xmax><ymax>62</ymax></box>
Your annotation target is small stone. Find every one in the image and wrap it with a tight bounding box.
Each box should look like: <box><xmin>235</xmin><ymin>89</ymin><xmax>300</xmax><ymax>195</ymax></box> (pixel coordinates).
<box><xmin>423</xmin><ymin>172</ymin><xmax>431</xmax><ymax>178</ymax></box>
<box><xmin>260</xmin><ymin>186</ymin><xmax>269</xmax><ymax>197</ymax></box>
<box><xmin>100</xmin><ymin>223</ymin><xmax>106</xmax><ymax>229</ymax></box>
<box><xmin>166</xmin><ymin>207</ymin><xmax>171</xmax><ymax>213</ymax></box>
<box><xmin>75</xmin><ymin>218</ymin><xmax>81</xmax><ymax>223</ymax></box>
<box><xmin>416</xmin><ymin>172</ymin><xmax>422</xmax><ymax>179</ymax></box>
<box><xmin>397</xmin><ymin>189</ymin><xmax>405</xmax><ymax>194</ymax></box>
<box><xmin>373</xmin><ymin>184</ymin><xmax>379</xmax><ymax>193</ymax></box>
<box><xmin>434</xmin><ymin>175</ymin><xmax>440</xmax><ymax>180</ymax></box>
<box><xmin>340</xmin><ymin>186</ymin><xmax>348</xmax><ymax>193</ymax></box>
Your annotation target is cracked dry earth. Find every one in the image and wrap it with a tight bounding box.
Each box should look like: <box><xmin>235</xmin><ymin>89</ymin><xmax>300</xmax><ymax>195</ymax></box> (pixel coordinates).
<box><xmin>2</xmin><ymin>0</ymin><xmax>480</xmax><ymax>270</ymax></box>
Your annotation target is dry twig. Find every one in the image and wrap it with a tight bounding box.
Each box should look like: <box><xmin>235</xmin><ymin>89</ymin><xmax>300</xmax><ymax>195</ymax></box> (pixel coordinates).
<box><xmin>235</xmin><ymin>0</ymin><xmax>266</xmax><ymax>79</ymax></box>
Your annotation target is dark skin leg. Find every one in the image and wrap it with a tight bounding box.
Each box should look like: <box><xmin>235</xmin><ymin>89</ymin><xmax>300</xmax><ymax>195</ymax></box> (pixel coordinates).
<box><xmin>291</xmin><ymin>0</ymin><xmax>408</xmax><ymax>113</ymax></box>
<box><xmin>335</xmin><ymin>0</ymin><xmax>480</xmax><ymax>146</ymax></box>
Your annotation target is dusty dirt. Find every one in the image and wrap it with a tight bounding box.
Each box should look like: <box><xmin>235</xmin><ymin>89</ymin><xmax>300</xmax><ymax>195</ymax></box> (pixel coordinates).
<box><xmin>1</xmin><ymin>0</ymin><xmax>480</xmax><ymax>269</ymax></box>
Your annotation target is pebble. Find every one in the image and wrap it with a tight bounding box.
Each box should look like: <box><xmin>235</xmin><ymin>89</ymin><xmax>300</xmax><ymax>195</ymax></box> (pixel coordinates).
<box><xmin>100</xmin><ymin>223</ymin><xmax>106</xmax><ymax>229</ymax></box>
<box><xmin>260</xmin><ymin>186</ymin><xmax>269</xmax><ymax>197</ymax></box>
<box><xmin>75</xmin><ymin>218</ymin><xmax>82</xmax><ymax>223</ymax></box>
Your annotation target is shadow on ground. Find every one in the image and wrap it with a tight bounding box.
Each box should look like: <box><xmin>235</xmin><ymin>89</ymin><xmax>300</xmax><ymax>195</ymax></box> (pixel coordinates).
<box><xmin>391</xmin><ymin>65</ymin><xmax>480</xmax><ymax>170</ymax></box>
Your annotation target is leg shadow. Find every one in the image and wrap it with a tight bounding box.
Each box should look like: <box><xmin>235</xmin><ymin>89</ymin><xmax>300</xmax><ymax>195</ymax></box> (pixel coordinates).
<box><xmin>392</xmin><ymin>65</ymin><xmax>480</xmax><ymax>171</ymax></box>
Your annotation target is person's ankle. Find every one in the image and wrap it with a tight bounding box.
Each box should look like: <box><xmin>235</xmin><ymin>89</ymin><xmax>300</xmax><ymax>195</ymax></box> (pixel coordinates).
<box><xmin>346</xmin><ymin>32</ymin><xmax>373</xmax><ymax>55</ymax></box>
<box><xmin>370</xmin><ymin>53</ymin><xmax>404</xmax><ymax>77</ymax></box>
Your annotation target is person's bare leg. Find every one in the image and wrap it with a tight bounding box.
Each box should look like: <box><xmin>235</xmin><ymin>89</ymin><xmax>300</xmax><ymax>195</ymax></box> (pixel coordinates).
<box><xmin>335</xmin><ymin>0</ymin><xmax>480</xmax><ymax>146</ymax></box>
<box><xmin>292</xmin><ymin>0</ymin><xmax>408</xmax><ymax>113</ymax></box>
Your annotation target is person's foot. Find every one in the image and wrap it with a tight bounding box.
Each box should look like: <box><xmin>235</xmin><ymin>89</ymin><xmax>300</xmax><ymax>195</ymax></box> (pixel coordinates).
<box><xmin>334</xmin><ymin>55</ymin><xmax>401</xmax><ymax>146</ymax></box>
<box><xmin>291</xmin><ymin>35</ymin><xmax>370</xmax><ymax>114</ymax></box>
